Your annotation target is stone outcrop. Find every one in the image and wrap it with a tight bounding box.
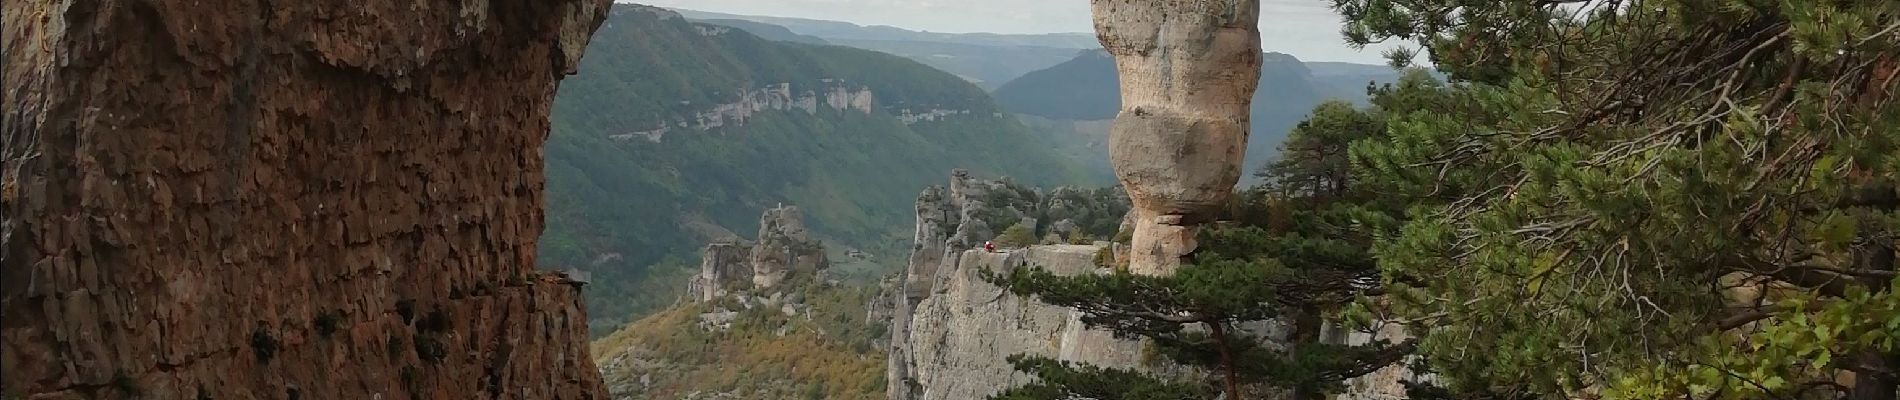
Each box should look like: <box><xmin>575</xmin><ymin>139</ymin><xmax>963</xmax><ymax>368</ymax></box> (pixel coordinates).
<box><xmin>1331</xmin><ymin>324</ymin><xmax>1427</xmax><ymax>400</ymax></box>
<box><xmin>750</xmin><ymin>206</ymin><xmax>826</xmax><ymax>288</ymax></box>
<box><xmin>1092</xmin><ymin>0</ymin><xmax>1263</xmax><ymax>274</ymax></box>
<box><xmin>686</xmin><ymin>205</ymin><xmax>829</xmax><ymax>301</ymax></box>
<box><xmin>608</xmin><ymin>80</ymin><xmax>874</xmax><ymax>143</ymax></box>
<box><xmin>888</xmin><ymin>171</ymin><xmax>1143</xmax><ymax>400</ymax></box>
<box><xmin>898</xmin><ymin>245</ymin><xmax>1153</xmax><ymax>400</ymax></box>
<box><xmin>1</xmin><ymin>0</ymin><xmax>610</xmax><ymax>398</ymax></box>
<box><xmin>607</xmin><ymin>80</ymin><xmax>877</xmax><ymax>143</ymax></box>
<box><xmin>687</xmin><ymin>242</ymin><xmax>751</xmax><ymax>302</ymax></box>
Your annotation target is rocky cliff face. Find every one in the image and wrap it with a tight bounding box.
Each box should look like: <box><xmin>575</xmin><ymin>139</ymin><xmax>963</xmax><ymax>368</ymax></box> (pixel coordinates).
<box><xmin>607</xmin><ymin>81</ymin><xmax>879</xmax><ymax>143</ymax></box>
<box><xmin>884</xmin><ymin>171</ymin><xmax>1418</xmax><ymax>399</ymax></box>
<box><xmin>749</xmin><ymin>206</ymin><xmax>826</xmax><ymax>288</ymax></box>
<box><xmin>887</xmin><ymin>172</ymin><xmax>1141</xmax><ymax>400</ymax></box>
<box><xmin>897</xmin><ymin>246</ymin><xmax>1152</xmax><ymax>400</ymax></box>
<box><xmin>1093</xmin><ymin>0</ymin><xmax>1263</xmax><ymax>274</ymax></box>
<box><xmin>687</xmin><ymin>243</ymin><xmax>752</xmax><ymax>302</ymax></box>
<box><xmin>1</xmin><ymin>0</ymin><xmax>609</xmax><ymax>398</ymax></box>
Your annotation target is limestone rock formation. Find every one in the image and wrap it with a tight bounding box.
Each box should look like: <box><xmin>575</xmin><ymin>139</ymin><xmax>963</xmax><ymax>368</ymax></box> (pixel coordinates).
<box><xmin>1093</xmin><ymin>0</ymin><xmax>1263</xmax><ymax>274</ymax></box>
<box><xmin>687</xmin><ymin>242</ymin><xmax>752</xmax><ymax>302</ymax></box>
<box><xmin>1331</xmin><ymin>324</ymin><xmax>1427</xmax><ymax>400</ymax></box>
<box><xmin>0</xmin><ymin>0</ymin><xmax>610</xmax><ymax>398</ymax></box>
<box><xmin>686</xmin><ymin>205</ymin><xmax>830</xmax><ymax>302</ymax></box>
<box><xmin>898</xmin><ymin>246</ymin><xmax>1154</xmax><ymax>400</ymax></box>
<box><xmin>887</xmin><ymin>171</ymin><xmax>1141</xmax><ymax>400</ymax></box>
<box><xmin>750</xmin><ymin>206</ymin><xmax>826</xmax><ymax>288</ymax></box>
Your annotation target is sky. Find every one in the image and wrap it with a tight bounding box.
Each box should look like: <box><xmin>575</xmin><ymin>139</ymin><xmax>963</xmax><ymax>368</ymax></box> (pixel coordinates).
<box><xmin>632</xmin><ymin>0</ymin><xmax>1409</xmax><ymax>64</ymax></box>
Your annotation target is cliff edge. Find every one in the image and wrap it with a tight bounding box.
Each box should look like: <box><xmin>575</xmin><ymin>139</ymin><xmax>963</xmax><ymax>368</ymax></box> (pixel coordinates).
<box><xmin>1</xmin><ymin>0</ymin><xmax>611</xmax><ymax>398</ymax></box>
<box><xmin>887</xmin><ymin>171</ymin><xmax>1145</xmax><ymax>400</ymax></box>
<box><xmin>899</xmin><ymin>245</ymin><xmax>1150</xmax><ymax>400</ymax></box>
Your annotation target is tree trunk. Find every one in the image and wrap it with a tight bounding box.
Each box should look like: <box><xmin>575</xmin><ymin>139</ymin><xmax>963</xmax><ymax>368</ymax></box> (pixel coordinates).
<box><xmin>1852</xmin><ymin>241</ymin><xmax>1897</xmax><ymax>400</ymax></box>
<box><xmin>1210</xmin><ymin>322</ymin><xmax>1245</xmax><ymax>400</ymax></box>
<box><xmin>1290</xmin><ymin>306</ymin><xmax>1325</xmax><ymax>400</ymax></box>
<box><xmin>1852</xmin><ymin>351</ymin><xmax>1899</xmax><ymax>400</ymax></box>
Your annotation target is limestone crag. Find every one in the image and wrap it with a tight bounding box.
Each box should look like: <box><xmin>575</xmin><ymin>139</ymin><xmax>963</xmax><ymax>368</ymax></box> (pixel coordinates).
<box><xmin>888</xmin><ymin>171</ymin><xmax>1139</xmax><ymax>400</ymax></box>
<box><xmin>0</xmin><ymin>0</ymin><xmax>610</xmax><ymax>398</ymax></box>
<box><xmin>899</xmin><ymin>246</ymin><xmax>1154</xmax><ymax>400</ymax></box>
<box><xmin>750</xmin><ymin>206</ymin><xmax>825</xmax><ymax>288</ymax></box>
<box><xmin>1093</xmin><ymin>0</ymin><xmax>1264</xmax><ymax>274</ymax></box>
<box><xmin>1331</xmin><ymin>324</ymin><xmax>1430</xmax><ymax>400</ymax></box>
<box><xmin>608</xmin><ymin>81</ymin><xmax>877</xmax><ymax>143</ymax></box>
<box><xmin>686</xmin><ymin>205</ymin><xmax>830</xmax><ymax>302</ymax></box>
<box><xmin>895</xmin><ymin>108</ymin><xmax>974</xmax><ymax>124</ymax></box>
<box><xmin>687</xmin><ymin>242</ymin><xmax>752</xmax><ymax>302</ymax></box>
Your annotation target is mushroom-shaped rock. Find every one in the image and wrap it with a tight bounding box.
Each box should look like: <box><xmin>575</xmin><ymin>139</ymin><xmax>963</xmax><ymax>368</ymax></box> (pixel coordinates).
<box><xmin>1092</xmin><ymin>0</ymin><xmax>1262</xmax><ymax>274</ymax></box>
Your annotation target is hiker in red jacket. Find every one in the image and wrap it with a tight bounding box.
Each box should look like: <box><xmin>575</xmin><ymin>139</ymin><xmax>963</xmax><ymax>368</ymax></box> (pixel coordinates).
<box><xmin>984</xmin><ymin>241</ymin><xmax>995</xmax><ymax>253</ymax></box>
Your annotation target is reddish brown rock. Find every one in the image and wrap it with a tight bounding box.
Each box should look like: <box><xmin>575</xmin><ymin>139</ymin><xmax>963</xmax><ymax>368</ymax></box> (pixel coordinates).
<box><xmin>1</xmin><ymin>0</ymin><xmax>610</xmax><ymax>398</ymax></box>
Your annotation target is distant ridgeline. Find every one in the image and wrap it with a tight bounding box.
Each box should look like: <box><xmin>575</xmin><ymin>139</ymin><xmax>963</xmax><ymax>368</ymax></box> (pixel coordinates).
<box><xmin>991</xmin><ymin>49</ymin><xmax>1405</xmax><ymax>175</ymax></box>
<box><xmin>674</xmin><ymin>7</ymin><xmax>1098</xmax><ymax>90</ymax></box>
<box><xmin>543</xmin><ymin>4</ymin><xmax>1098</xmax><ymax>335</ymax></box>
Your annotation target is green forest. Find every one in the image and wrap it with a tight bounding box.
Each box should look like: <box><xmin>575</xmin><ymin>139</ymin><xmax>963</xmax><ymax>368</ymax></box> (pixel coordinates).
<box><xmin>992</xmin><ymin>1</ymin><xmax>1900</xmax><ymax>399</ymax></box>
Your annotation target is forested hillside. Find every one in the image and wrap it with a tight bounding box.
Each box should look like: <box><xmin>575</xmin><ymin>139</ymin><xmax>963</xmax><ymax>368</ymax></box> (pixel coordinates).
<box><xmin>822</xmin><ymin>39</ymin><xmax>1085</xmax><ymax>90</ymax></box>
<box><xmin>674</xmin><ymin>8</ymin><xmax>1095</xmax><ymax>90</ymax></box>
<box><xmin>991</xmin><ymin>50</ymin><xmax>1393</xmax><ymax>174</ymax></box>
<box><xmin>543</xmin><ymin>4</ymin><xmax>1097</xmax><ymax>334</ymax></box>
<box><xmin>669</xmin><ymin>8</ymin><xmax>1100</xmax><ymax>48</ymax></box>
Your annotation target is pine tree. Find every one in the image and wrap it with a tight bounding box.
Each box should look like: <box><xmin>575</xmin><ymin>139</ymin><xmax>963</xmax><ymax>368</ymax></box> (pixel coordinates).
<box><xmin>982</xmin><ymin>90</ymin><xmax>1428</xmax><ymax>399</ymax></box>
<box><xmin>1334</xmin><ymin>0</ymin><xmax>1900</xmax><ymax>398</ymax></box>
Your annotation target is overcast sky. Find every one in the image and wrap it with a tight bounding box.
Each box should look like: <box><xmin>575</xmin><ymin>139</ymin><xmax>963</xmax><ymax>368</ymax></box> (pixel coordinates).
<box><xmin>632</xmin><ymin>0</ymin><xmax>1407</xmax><ymax>64</ymax></box>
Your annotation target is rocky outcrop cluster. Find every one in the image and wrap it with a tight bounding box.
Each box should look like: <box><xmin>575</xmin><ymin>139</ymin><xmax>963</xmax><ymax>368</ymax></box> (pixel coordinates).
<box><xmin>688</xmin><ymin>242</ymin><xmax>752</xmax><ymax>302</ymax></box>
<box><xmin>750</xmin><ymin>206</ymin><xmax>826</xmax><ymax>288</ymax></box>
<box><xmin>0</xmin><ymin>0</ymin><xmax>611</xmax><ymax>398</ymax></box>
<box><xmin>686</xmin><ymin>206</ymin><xmax>830</xmax><ymax>302</ymax></box>
<box><xmin>1093</xmin><ymin>0</ymin><xmax>1263</xmax><ymax>274</ymax></box>
<box><xmin>887</xmin><ymin>171</ymin><xmax>1144</xmax><ymax>400</ymax></box>
<box><xmin>893</xmin><ymin>246</ymin><xmax>1154</xmax><ymax>400</ymax></box>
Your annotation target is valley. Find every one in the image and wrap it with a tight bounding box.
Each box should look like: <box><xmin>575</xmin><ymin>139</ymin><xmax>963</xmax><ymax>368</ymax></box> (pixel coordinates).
<box><xmin>7</xmin><ymin>0</ymin><xmax>1888</xmax><ymax>399</ymax></box>
<box><xmin>545</xmin><ymin>3</ymin><xmax>1407</xmax><ymax>398</ymax></box>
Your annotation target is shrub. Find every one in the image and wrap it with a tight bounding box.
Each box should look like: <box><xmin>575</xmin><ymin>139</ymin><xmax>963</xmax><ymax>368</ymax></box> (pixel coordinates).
<box><xmin>993</xmin><ymin>222</ymin><xmax>1036</xmax><ymax>248</ymax></box>
<box><xmin>1092</xmin><ymin>246</ymin><xmax>1115</xmax><ymax>268</ymax></box>
<box><xmin>1066</xmin><ymin>232</ymin><xmax>1093</xmax><ymax>245</ymax></box>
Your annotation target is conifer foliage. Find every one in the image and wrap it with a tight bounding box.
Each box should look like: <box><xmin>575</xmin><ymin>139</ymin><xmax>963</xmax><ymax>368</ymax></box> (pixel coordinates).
<box><xmin>981</xmin><ymin>81</ymin><xmax>1431</xmax><ymax>399</ymax></box>
<box><xmin>988</xmin><ymin>0</ymin><xmax>1898</xmax><ymax>397</ymax></box>
<box><xmin>1333</xmin><ymin>0</ymin><xmax>1900</xmax><ymax>398</ymax></box>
